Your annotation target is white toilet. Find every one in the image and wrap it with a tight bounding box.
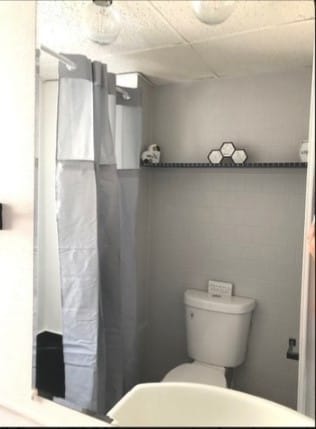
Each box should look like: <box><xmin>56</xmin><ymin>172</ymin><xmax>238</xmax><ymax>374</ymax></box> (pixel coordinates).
<box><xmin>162</xmin><ymin>289</ymin><xmax>256</xmax><ymax>388</ymax></box>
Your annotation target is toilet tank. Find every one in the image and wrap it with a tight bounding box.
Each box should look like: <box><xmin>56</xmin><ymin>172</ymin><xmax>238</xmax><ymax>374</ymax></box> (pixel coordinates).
<box><xmin>184</xmin><ymin>289</ymin><xmax>255</xmax><ymax>368</ymax></box>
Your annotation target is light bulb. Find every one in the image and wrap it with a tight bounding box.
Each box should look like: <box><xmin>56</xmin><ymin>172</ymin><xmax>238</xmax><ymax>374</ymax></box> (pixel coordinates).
<box><xmin>85</xmin><ymin>0</ymin><xmax>121</xmax><ymax>45</ymax></box>
<box><xmin>191</xmin><ymin>0</ymin><xmax>236</xmax><ymax>25</ymax></box>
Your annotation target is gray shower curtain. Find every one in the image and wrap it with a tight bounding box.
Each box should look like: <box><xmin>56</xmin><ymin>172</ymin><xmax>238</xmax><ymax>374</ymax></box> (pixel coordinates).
<box><xmin>56</xmin><ymin>54</ymin><xmax>141</xmax><ymax>414</ymax></box>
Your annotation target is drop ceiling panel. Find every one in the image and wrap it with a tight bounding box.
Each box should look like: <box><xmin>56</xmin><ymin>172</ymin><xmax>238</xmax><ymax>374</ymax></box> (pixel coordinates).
<box><xmin>192</xmin><ymin>20</ymin><xmax>314</xmax><ymax>78</ymax></box>
<box><xmin>150</xmin><ymin>0</ymin><xmax>315</xmax><ymax>43</ymax></box>
<box><xmin>38</xmin><ymin>1</ymin><xmax>315</xmax><ymax>83</ymax></box>
<box><xmin>39</xmin><ymin>44</ymin><xmax>215</xmax><ymax>84</ymax></box>
<box><xmin>38</xmin><ymin>0</ymin><xmax>183</xmax><ymax>57</ymax></box>
<box><xmin>103</xmin><ymin>45</ymin><xmax>216</xmax><ymax>84</ymax></box>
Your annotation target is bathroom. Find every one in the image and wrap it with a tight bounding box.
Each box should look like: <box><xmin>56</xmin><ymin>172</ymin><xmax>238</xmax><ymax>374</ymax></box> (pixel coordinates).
<box><xmin>0</xmin><ymin>0</ymin><xmax>314</xmax><ymax>426</ymax></box>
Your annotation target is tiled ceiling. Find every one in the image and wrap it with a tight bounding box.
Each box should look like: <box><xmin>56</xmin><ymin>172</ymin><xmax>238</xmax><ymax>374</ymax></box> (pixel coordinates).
<box><xmin>38</xmin><ymin>0</ymin><xmax>315</xmax><ymax>84</ymax></box>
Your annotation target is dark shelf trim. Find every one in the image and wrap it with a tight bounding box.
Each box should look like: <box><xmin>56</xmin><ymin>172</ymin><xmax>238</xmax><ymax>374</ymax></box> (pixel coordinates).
<box><xmin>141</xmin><ymin>162</ymin><xmax>307</xmax><ymax>169</ymax></box>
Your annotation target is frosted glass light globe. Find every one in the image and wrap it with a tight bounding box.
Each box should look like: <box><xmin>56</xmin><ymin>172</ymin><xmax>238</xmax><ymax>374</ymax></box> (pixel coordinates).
<box><xmin>191</xmin><ymin>0</ymin><xmax>236</xmax><ymax>25</ymax></box>
<box><xmin>85</xmin><ymin>0</ymin><xmax>121</xmax><ymax>45</ymax></box>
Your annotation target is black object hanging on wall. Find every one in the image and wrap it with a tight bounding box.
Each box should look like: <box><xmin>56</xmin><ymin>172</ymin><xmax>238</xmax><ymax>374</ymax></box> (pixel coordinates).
<box><xmin>0</xmin><ymin>203</ymin><xmax>2</xmax><ymax>229</ymax></box>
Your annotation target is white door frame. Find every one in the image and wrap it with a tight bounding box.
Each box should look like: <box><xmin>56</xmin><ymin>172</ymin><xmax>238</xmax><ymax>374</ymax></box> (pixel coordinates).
<box><xmin>297</xmin><ymin>46</ymin><xmax>315</xmax><ymax>415</ymax></box>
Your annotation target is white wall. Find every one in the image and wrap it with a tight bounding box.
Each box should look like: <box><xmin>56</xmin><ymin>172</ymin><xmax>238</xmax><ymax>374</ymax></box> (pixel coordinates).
<box><xmin>0</xmin><ymin>1</ymin><xmax>106</xmax><ymax>425</ymax></box>
<box><xmin>37</xmin><ymin>81</ymin><xmax>62</xmax><ymax>334</ymax></box>
<box><xmin>298</xmin><ymin>51</ymin><xmax>315</xmax><ymax>418</ymax></box>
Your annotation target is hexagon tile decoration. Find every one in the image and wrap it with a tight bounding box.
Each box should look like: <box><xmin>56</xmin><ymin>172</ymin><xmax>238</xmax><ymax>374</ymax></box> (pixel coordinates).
<box><xmin>232</xmin><ymin>149</ymin><xmax>248</xmax><ymax>165</ymax></box>
<box><xmin>207</xmin><ymin>141</ymin><xmax>248</xmax><ymax>166</ymax></box>
<box><xmin>220</xmin><ymin>142</ymin><xmax>236</xmax><ymax>157</ymax></box>
<box><xmin>208</xmin><ymin>149</ymin><xmax>223</xmax><ymax>165</ymax></box>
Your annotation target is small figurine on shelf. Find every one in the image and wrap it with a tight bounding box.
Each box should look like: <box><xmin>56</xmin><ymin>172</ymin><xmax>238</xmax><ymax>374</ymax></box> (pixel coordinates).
<box><xmin>141</xmin><ymin>144</ymin><xmax>161</xmax><ymax>165</ymax></box>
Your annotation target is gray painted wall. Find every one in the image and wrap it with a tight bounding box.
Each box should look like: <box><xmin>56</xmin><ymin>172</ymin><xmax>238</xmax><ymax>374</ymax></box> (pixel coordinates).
<box><xmin>142</xmin><ymin>69</ymin><xmax>312</xmax><ymax>409</ymax></box>
<box><xmin>151</xmin><ymin>70</ymin><xmax>311</xmax><ymax>163</ymax></box>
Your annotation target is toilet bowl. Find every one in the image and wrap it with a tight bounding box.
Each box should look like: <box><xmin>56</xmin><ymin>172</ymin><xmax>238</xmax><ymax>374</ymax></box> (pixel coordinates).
<box><xmin>162</xmin><ymin>289</ymin><xmax>255</xmax><ymax>388</ymax></box>
<box><xmin>163</xmin><ymin>362</ymin><xmax>226</xmax><ymax>387</ymax></box>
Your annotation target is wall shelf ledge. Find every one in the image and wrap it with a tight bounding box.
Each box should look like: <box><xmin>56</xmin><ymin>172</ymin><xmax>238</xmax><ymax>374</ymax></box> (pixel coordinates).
<box><xmin>141</xmin><ymin>162</ymin><xmax>307</xmax><ymax>169</ymax></box>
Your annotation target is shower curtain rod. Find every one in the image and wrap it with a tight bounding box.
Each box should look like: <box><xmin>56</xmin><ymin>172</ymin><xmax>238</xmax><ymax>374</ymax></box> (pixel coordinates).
<box><xmin>40</xmin><ymin>45</ymin><xmax>77</xmax><ymax>71</ymax></box>
<box><xmin>40</xmin><ymin>45</ymin><xmax>131</xmax><ymax>100</ymax></box>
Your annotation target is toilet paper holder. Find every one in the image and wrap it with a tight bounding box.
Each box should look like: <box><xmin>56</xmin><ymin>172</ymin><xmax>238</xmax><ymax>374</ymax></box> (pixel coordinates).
<box><xmin>286</xmin><ymin>338</ymin><xmax>299</xmax><ymax>361</ymax></box>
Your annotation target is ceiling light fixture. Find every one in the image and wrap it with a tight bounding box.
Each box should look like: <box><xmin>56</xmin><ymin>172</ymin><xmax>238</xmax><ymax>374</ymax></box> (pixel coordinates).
<box><xmin>85</xmin><ymin>0</ymin><xmax>121</xmax><ymax>45</ymax></box>
<box><xmin>191</xmin><ymin>0</ymin><xmax>236</xmax><ymax>25</ymax></box>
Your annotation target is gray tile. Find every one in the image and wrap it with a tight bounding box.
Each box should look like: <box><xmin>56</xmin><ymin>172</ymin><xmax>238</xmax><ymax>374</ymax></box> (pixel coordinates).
<box><xmin>144</xmin><ymin>163</ymin><xmax>305</xmax><ymax>406</ymax></box>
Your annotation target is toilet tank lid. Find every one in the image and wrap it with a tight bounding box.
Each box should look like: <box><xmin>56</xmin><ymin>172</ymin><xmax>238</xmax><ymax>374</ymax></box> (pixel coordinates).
<box><xmin>184</xmin><ymin>289</ymin><xmax>256</xmax><ymax>314</ymax></box>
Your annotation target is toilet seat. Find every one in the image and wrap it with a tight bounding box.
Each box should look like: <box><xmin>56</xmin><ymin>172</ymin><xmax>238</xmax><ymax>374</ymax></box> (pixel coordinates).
<box><xmin>162</xmin><ymin>362</ymin><xmax>227</xmax><ymax>387</ymax></box>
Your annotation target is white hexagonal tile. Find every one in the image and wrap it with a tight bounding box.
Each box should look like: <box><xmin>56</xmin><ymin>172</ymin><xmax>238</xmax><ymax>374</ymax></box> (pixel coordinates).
<box><xmin>232</xmin><ymin>149</ymin><xmax>248</xmax><ymax>164</ymax></box>
<box><xmin>220</xmin><ymin>142</ymin><xmax>235</xmax><ymax>157</ymax></box>
<box><xmin>208</xmin><ymin>150</ymin><xmax>223</xmax><ymax>164</ymax></box>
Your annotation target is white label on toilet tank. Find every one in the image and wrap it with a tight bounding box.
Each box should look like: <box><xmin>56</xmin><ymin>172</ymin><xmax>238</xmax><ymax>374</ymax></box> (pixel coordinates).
<box><xmin>208</xmin><ymin>280</ymin><xmax>233</xmax><ymax>296</ymax></box>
